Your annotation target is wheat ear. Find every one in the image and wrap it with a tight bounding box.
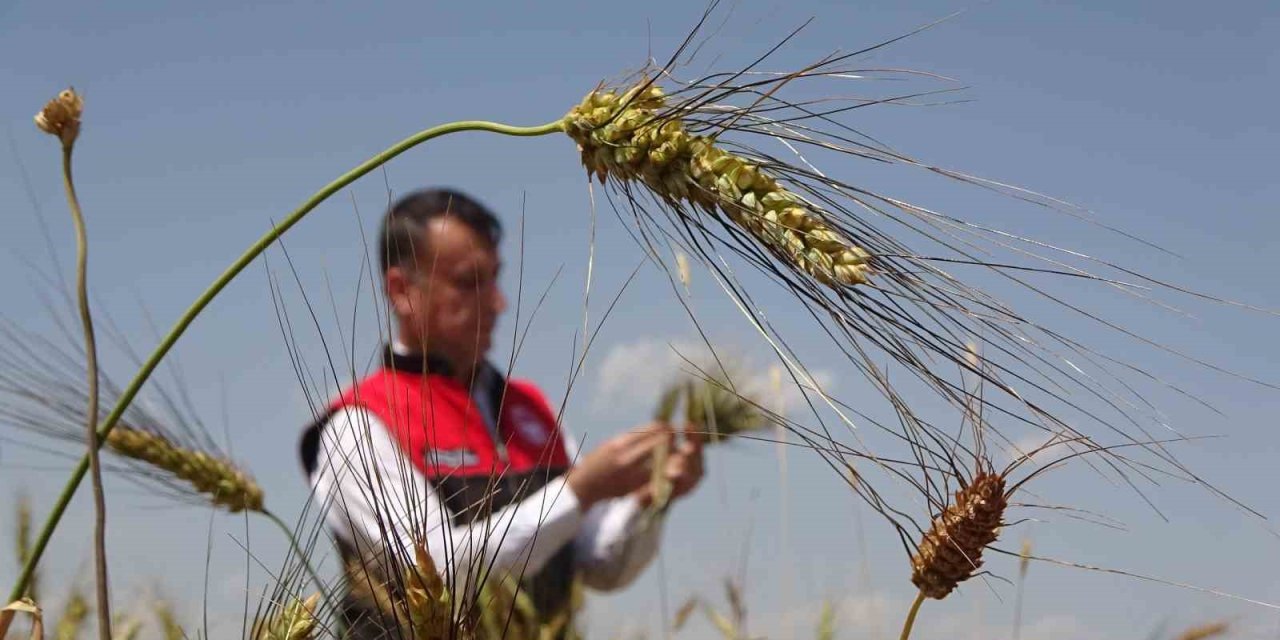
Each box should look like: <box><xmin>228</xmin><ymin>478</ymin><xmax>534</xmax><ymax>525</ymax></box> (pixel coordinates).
<box><xmin>566</xmin><ymin>81</ymin><xmax>871</xmax><ymax>288</ymax></box>
<box><xmin>910</xmin><ymin>472</ymin><xmax>1007</xmax><ymax>600</ymax></box>
<box><xmin>105</xmin><ymin>426</ymin><xmax>264</xmax><ymax>513</ymax></box>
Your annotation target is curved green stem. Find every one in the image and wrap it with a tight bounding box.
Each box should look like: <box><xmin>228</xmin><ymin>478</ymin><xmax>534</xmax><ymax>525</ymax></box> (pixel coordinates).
<box><xmin>62</xmin><ymin>142</ymin><xmax>113</xmax><ymax>640</ymax></box>
<box><xmin>262</xmin><ymin>510</ymin><xmax>327</xmax><ymax>596</ymax></box>
<box><xmin>898</xmin><ymin>590</ymin><xmax>926</xmax><ymax>640</ymax></box>
<box><xmin>8</xmin><ymin>117</ymin><xmax>567</xmax><ymax>604</ymax></box>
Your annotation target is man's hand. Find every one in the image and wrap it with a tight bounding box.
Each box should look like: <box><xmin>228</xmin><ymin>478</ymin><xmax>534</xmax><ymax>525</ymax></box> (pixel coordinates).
<box><xmin>565</xmin><ymin>423</ymin><xmax>673</xmax><ymax>510</ymax></box>
<box><xmin>634</xmin><ymin>426</ymin><xmax>705</xmax><ymax>507</ymax></box>
<box><xmin>666</xmin><ymin>429</ymin><xmax>705</xmax><ymax>500</ymax></box>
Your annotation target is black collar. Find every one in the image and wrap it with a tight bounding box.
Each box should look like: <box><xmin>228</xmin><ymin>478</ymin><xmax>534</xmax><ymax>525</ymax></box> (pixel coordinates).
<box><xmin>382</xmin><ymin>345</ymin><xmax>457</xmax><ymax>376</ymax></box>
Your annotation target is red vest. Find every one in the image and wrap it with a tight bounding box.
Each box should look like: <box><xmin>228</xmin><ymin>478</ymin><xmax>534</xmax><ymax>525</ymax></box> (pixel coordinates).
<box><xmin>330</xmin><ymin>367</ymin><xmax>571</xmax><ymax>480</ymax></box>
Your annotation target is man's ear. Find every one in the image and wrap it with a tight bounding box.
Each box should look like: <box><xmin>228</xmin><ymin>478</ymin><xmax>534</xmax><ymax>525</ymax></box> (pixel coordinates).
<box><xmin>385</xmin><ymin>266</ymin><xmax>415</xmax><ymax>317</ymax></box>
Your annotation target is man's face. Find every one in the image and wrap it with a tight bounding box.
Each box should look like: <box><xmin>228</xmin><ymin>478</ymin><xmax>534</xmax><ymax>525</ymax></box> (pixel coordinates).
<box><xmin>387</xmin><ymin>217</ymin><xmax>506</xmax><ymax>372</ymax></box>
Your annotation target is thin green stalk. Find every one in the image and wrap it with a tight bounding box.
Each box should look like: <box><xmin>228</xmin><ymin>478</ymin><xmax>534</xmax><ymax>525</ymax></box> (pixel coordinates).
<box><xmin>61</xmin><ymin>141</ymin><xmax>113</xmax><ymax>640</ymax></box>
<box><xmin>263</xmin><ymin>510</ymin><xmax>327</xmax><ymax>597</ymax></box>
<box><xmin>898</xmin><ymin>591</ymin><xmax>926</xmax><ymax>640</ymax></box>
<box><xmin>8</xmin><ymin>117</ymin><xmax>567</xmax><ymax>604</ymax></box>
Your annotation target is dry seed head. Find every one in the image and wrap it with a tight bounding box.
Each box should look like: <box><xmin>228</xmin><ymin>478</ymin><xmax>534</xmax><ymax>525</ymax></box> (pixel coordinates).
<box><xmin>106</xmin><ymin>426</ymin><xmax>264</xmax><ymax>513</ymax></box>
<box><xmin>564</xmin><ymin>81</ymin><xmax>872</xmax><ymax>288</ymax></box>
<box><xmin>910</xmin><ymin>472</ymin><xmax>1007</xmax><ymax>599</ymax></box>
<box><xmin>34</xmin><ymin>88</ymin><xmax>83</xmax><ymax>147</ymax></box>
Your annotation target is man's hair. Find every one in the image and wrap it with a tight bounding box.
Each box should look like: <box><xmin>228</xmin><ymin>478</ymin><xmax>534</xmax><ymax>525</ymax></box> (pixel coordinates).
<box><xmin>378</xmin><ymin>188</ymin><xmax>503</xmax><ymax>275</ymax></box>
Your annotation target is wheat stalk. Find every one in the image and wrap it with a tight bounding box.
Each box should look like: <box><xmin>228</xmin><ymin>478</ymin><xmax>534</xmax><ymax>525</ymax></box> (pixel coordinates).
<box><xmin>35</xmin><ymin>85</ymin><xmax>114</xmax><ymax>640</ymax></box>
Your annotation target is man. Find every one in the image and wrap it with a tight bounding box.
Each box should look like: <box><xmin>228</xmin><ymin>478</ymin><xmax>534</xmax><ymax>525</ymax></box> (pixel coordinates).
<box><xmin>300</xmin><ymin>188</ymin><xmax>703</xmax><ymax>634</ymax></box>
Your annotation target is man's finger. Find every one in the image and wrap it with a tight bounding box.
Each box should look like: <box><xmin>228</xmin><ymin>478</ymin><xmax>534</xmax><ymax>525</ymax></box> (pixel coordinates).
<box><xmin>629</xmin><ymin>427</ymin><xmax>676</xmax><ymax>452</ymax></box>
<box><xmin>626</xmin><ymin>422</ymin><xmax>674</xmax><ymax>441</ymax></box>
<box><xmin>684</xmin><ymin>426</ymin><xmax>710</xmax><ymax>446</ymax></box>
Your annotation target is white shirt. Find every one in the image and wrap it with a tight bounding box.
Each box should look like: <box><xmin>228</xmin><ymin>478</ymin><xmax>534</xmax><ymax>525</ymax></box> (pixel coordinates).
<box><xmin>306</xmin><ymin>365</ymin><xmax>663</xmax><ymax>594</ymax></box>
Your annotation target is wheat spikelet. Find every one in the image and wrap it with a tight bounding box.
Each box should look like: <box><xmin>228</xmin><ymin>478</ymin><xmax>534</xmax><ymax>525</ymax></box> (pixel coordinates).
<box><xmin>153</xmin><ymin>599</ymin><xmax>184</xmax><ymax>640</ymax></box>
<box><xmin>342</xmin><ymin>557</ymin><xmax>397</xmax><ymax>624</ymax></box>
<box><xmin>654</xmin><ymin>367</ymin><xmax>770</xmax><ymax>444</ymax></box>
<box><xmin>476</xmin><ymin>576</ymin><xmax>538</xmax><ymax>640</ymax></box>
<box><xmin>1174</xmin><ymin>622</ymin><xmax>1229</xmax><ymax>640</ymax></box>
<box><xmin>816</xmin><ymin>601</ymin><xmax>835</xmax><ymax>640</ymax></box>
<box><xmin>54</xmin><ymin>588</ymin><xmax>89</xmax><ymax>640</ymax></box>
<box><xmin>345</xmin><ymin>545</ymin><xmax>470</xmax><ymax>640</ymax></box>
<box><xmin>105</xmin><ymin>425</ymin><xmax>264</xmax><ymax>513</ymax></box>
<box><xmin>672</xmin><ymin>597</ymin><xmax>699</xmax><ymax>631</ymax></box>
<box><xmin>253</xmin><ymin>593</ymin><xmax>319</xmax><ymax>640</ymax></box>
<box><xmin>401</xmin><ymin>544</ymin><xmax>461</xmax><ymax>640</ymax></box>
<box><xmin>909</xmin><ymin>472</ymin><xmax>1007</xmax><ymax>599</ymax></box>
<box><xmin>565</xmin><ymin>81</ymin><xmax>871</xmax><ymax>288</ymax></box>
<box><xmin>346</xmin><ymin>545</ymin><xmax>582</xmax><ymax>640</ymax></box>
<box><xmin>34</xmin><ymin>88</ymin><xmax>83</xmax><ymax>147</ymax></box>
<box><xmin>113</xmin><ymin>614</ymin><xmax>143</xmax><ymax>640</ymax></box>
<box><xmin>14</xmin><ymin>495</ymin><xmax>38</xmax><ymax>603</ymax></box>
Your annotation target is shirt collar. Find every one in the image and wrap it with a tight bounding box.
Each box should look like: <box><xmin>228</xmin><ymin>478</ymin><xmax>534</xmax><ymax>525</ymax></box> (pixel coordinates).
<box><xmin>384</xmin><ymin>341</ymin><xmax>497</xmax><ymax>383</ymax></box>
<box><xmin>383</xmin><ymin>341</ymin><xmax>456</xmax><ymax>376</ymax></box>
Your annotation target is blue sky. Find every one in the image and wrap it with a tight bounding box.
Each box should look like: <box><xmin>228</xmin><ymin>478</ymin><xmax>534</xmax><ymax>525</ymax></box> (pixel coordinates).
<box><xmin>1</xmin><ymin>1</ymin><xmax>1278</xmax><ymax>638</ymax></box>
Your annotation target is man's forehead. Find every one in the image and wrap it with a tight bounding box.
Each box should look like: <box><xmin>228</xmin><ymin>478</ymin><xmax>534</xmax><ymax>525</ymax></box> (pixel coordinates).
<box><xmin>423</xmin><ymin>216</ymin><xmax>493</xmax><ymax>244</ymax></box>
<box><xmin>418</xmin><ymin>217</ymin><xmax>499</xmax><ymax>266</ymax></box>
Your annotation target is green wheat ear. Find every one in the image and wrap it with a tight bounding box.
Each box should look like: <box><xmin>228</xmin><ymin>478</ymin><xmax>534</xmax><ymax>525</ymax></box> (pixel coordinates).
<box><xmin>652</xmin><ymin>369</ymin><xmax>770</xmax><ymax>444</ymax></box>
<box><xmin>106</xmin><ymin>426</ymin><xmax>264</xmax><ymax>514</ymax></box>
<box><xmin>565</xmin><ymin>81</ymin><xmax>872</xmax><ymax>289</ymax></box>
